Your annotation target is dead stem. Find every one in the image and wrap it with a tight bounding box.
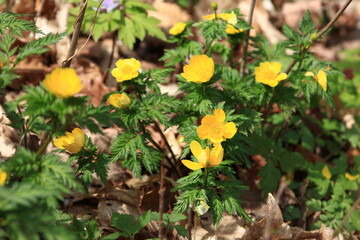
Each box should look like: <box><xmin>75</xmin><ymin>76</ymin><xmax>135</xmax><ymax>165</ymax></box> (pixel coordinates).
<box><xmin>153</xmin><ymin>122</ymin><xmax>178</xmax><ymax>170</ymax></box>
<box><xmin>63</xmin><ymin>0</ymin><xmax>88</xmax><ymax>68</ymax></box>
<box><xmin>102</xmin><ymin>30</ymin><xmax>118</xmax><ymax>84</ymax></box>
<box><xmin>240</xmin><ymin>0</ymin><xmax>257</xmax><ymax>78</ymax></box>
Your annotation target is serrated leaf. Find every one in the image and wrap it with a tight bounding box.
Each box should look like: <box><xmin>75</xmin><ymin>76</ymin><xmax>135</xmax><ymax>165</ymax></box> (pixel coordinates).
<box><xmin>134</xmin><ymin>211</ymin><xmax>151</xmax><ymax>233</ymax></box>
<box><xmin>118</xmin><ymin>18</ymin><xmax>136</xmax><ymax>49</ymax></box>
<box><xmin>298</xmin><ymin>10</ymin><xmax>315</xmax><ymax>35</ymax></box>
<box><xmin>125</xmin><ymin>0</ymin><xmax>155</xmax><ymax>10</ymax></box>
<box><xmin>110</xmin><ymin>212</ymin><xmax>137</xmax><ymax>235</ymax></box>
<box><xmin>131</xmin><ymin>14</ymin><xmax>166</xmax><ymax>41</ymax></box>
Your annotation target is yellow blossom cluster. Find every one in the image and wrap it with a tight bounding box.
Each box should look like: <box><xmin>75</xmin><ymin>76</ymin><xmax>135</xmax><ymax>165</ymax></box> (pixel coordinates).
<box><xmin>108</xmin><ymin>93</ymin><xmax>131</xmax><ymax>109</ymax></box>
<box><xmin>111</xmin><ymin>58</ymin><xmax>141</xmax><ymax>82</ymax></box>
<box><xmin>43</xmin><ymin>68</ymin><xmax>83</xmax><ymax>98</ymax></box>
<box><xmin>202</xmin><ymin>11</ymin><xmax>243</xmax><ymax>34</ymax></box>
<box><xmin>169</xmin><ymin>22</ymin><xmax>187</xmax><ymax>35</ymax></box>
<box><xmin>254</xmin><ymin>61</ymin><xmax>287</xmax><ymax>87</ymax></box>
<box><xmin>321</xmin><ymin>165</ymin><xmax>359</xmax><ymax>181</ymax></box>
<box><xmin>305</xmin><ymin>70</ymin><xmax>327</xmax><ymax>91</ymax></box>
<box><xmin>182</xmin><ymin>108</ymin><xmax>237</xmax><ymax>170</ymax></box>
<box><xmin>180</xmin><ymin>54</ymin><xmax>214</xmax><ymax>83</ymax></box>
<box><xmin>54</xmin><ymin>128</ymin><xmax>85</xmax><ymax>154</ymax></box>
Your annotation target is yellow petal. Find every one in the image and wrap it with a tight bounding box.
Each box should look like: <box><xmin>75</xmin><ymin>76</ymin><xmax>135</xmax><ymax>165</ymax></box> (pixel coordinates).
<box><xmin>43</xmin><ymin>68</ymin><xmax>82</xmax><ymax>98</ymax></box>
<box><xmin>214</xmin><ymin>109</ymin><xmax>225</xmax><ymax>123</ymax></box>
<box><xmin>275</xmin><ymin>73</ymin><xmax>288</xmax><ymax>81</ymax></box>
<box><xmin>72</xmin><ymin>128</ymin><xmax>85</xmax><ymax>149</ymax></box>
<box><xmin>112</xmin><ymin>58</ymin><xmax>141</xmax><ymax>82</ymax></box>
<box><xmin>316</xmin><ymin>70</ymin><xmax>327</xmax><ymax>91</ymax></box>
<box><xmin>202</xmin><ymin>13</ymin><xmax>215</xmax><ymax>20</ymax></box>
<box><xmin>304</xmin><ymin>71</ymin><xmax>314</xmax><ymax>77</ymax></box>
<box><xmin>108</xmin><ymin>93</ymin><xmax>131</xmax><ymax>109</ymax></box>
<box><xmin>270</xmin><ymin>62</ymin><xmax>282</xmax><ymax>73</ymax></box>
<box><xmin>53</xmin><ymin>136</ymin><xmax>67</xmax><ymax>149</ymax></box>
<box><xmin>190</xmin><ymin>140</ymin><xmax>203</xmax><ymax>160</ymax></box>
<box><xmin>181</xmin><ymin>55</ymin><xmax>214</xmax><ymax>83</ymax></box>
<box><xmin>197</xmin><ymin>125</ymin><xmax>210</xmax><ymax>140</ymax></box>
<box><xmin>181</xmin><ymin>160</ymin><xmax>204</xmax><ymax>170</ymax></box>
<box><xmin>208</xmin><ymin>136</ymin><xmax>224</xmax><ymax>143</ymax></box>
<box><xmin>345</xmin><ymin>173</ymin><xmax>359</xmax><ymax>181</ymax></box>
<box><xmin>0</xmin><ymin>168</ymin><xmax>7</xmax><ymax>186</ymax></box>
<box><xmin>201</xmin><ymin>115</ymin><xmax>216</xmax><ymax>126</ymax></box>
<box><xmin>209</xmin><ymin>143</ymin><xmax>224</xmax><ymax>167</ymax></box>
<box><xmin>321</xmin><ymin>165</ymin><xmax>332</xmax><ymax>180</ymax></box>
<box><xmin>169</xmin><ymin>22</ymin><xmax>186</xmax><ymax>35</ymax></box>
<box><xmin>198</xmin><ymin>148</ymin><xmax>209</xmax><ymax>166</ymax></box>
<box><xmin>224</xmin><ymin>122</ymin><xmax>237</xmax><ymax>139</ymax></box>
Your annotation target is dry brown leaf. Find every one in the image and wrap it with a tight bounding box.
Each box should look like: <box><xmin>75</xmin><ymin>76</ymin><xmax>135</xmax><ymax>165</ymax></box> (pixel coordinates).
<box><xmin>75</xmin><ymin>58</ymin><xmax>109</xmax><ymax>107</ymax></box>
<box><xmin>242</xmin><ymin>193</ymin><xmax>291</xmax><ymax>240</ymax></box>
<box><xmin>147</xmin><ymin>0</ymin><xmax>191</xmax><ymax>28</ymax></box>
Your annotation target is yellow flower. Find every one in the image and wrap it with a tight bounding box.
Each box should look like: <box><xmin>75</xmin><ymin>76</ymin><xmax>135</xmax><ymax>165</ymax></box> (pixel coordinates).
<box><xmin>225</xmin><ymin>24</ymin><xmax>244</xmax><ymax>34</ymax></box>
<box><xmin>202</xmin><ymin>12</ymin><xmax>237</xmax><ymax>25</ymax></box>
<box><xmin>180</xmin><ymin>55</ymin><xmax>214</xmax><ymax>83</ymax></box>
<box><xmin>108</xmin><ymin>93</ymin><xmax>131</xmax><ymax>109</ymax></box>
<box><xmin>197</xmin><ymin>108</ymin><xmax>237</xmax><ymax>143</ymax></box>
<box><xmin>305</xmin><ymin>70</ymin><xmax>327</xmax><ymax>91</ymax></box>
<box><xmin>0</xmin><ymin>168</ymin><xmax>7</xmax><ymax>186</ymax></box>
<box><xmin>345</xmin><ymin>173</ymin><xmax>359</xmax><ymax>181</ymax></box>
<box><xmin>169</xmin><ymin>22</ymin><xmax>186</xmax><ymax>35</ymax></box>
<box><xmin>321</xmin><ymin>165</ymin><xmax>332</xmax><ymax>180</ymax></box>
<box><xmin>218</xmin><ymin>12</ymin><xmax>237</xmax><ymax>25</ymax></box>
<box><xmin>111</xmin><ymin>58</ymin><xmax>141</xmax><ymax>82</ymax></box>
<box><xmin>254</xmin><ymin>61</ymin><xmax>287</xmax><ymax>87</ymax></box>
<box><xmin>53</xmin><ymin>128</ymin><xmax>85</xmax><ymax>154</ymax></box>
<box><xmin>43</xmin><ymin>68</ymin><xmax>83</xmax><ymax>98</ymax></box>
<box><xmin>181</xmin><ymin>140</ymin><xmax>223</xmax><ymax>170</ymax></box>
<box><xmin>203</xmin><ymin>11</ymin><xmax>242</xmax><ymax>34</ymax></box>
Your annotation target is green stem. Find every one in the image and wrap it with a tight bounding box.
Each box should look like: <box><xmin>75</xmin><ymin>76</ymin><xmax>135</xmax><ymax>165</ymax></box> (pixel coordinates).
<box><xmin>203</xmin><ymin>168</ymin><xmax>210</xmax><ymax>188</ymax></box>
<box><xmin>35</xmin><ymin>133</ymin><xmax>53</xmax><ymax>158</ymax></box>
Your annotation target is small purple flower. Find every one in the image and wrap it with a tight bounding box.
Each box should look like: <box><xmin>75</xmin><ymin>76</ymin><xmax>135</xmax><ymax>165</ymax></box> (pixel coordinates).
<box><xmin>97</xmin><ymin>0</ymin><xmax>120</xmax><ymax>12</ymax></box>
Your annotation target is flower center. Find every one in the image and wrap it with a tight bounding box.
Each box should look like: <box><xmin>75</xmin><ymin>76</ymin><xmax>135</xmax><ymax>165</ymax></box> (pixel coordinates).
<box><xmin>209</xmin><ymin>122</ymin><xmax>225</xmax><ymax>138</ymax></box>
<box><xmin>122</xmin><ymin>64</ymin><xmax>134</xmax><ymax>74</ymax></box>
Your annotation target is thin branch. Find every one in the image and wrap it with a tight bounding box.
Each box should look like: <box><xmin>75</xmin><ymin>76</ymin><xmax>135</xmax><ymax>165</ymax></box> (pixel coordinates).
<box><xmin>240</xmin><ymin>0</ymin><xmax>257</xmax><ymax>77</ymax></box>
<box><xmin>153</xmin><ymin>121</ymin><xmax>178</xmax><ymax>167</ymax></box>
<box><xmin>285</xmin><ymin>0</ymin><xmax>352</xmax><ymax>74</ymax></box>
<box><xmin>102</xmin><ymin>30</ymin><xmax>118</xmax><ymax>84</ymax></box>
<box><xmin>63</xmin><ymin>0</ymin><xmax>88</xmax><ymax>68</ymax></box>
<box><xmin>63</xmin><ymin>0</ymin><xmax>105</xmax><ymax>67</ymax></box>
<box><xmin>318</xmin><ymin>0</ymin><xmax>352</xmax><ymax>38</ymax></box>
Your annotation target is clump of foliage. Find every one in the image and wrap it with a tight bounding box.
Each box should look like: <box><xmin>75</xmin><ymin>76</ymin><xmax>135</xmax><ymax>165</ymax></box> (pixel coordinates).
<box><xmin>1</xmin><ymin>1</ymin><xmax>359</xmax><ymax>240</ymax></box>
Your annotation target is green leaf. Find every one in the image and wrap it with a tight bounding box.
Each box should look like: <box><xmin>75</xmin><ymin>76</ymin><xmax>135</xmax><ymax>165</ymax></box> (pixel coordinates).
<box><xmin>298</xmin><ymin>10</ymin><xmax>315</xmax><ymax>35</ymax></box>
<box><xmin>102</xmin><ymin>232</ymin><xmax>128</xmax><ymax>240</ymax></box>
<box><xmin>282</xmin><ymin>24</ymin><xmax>301</xmax><ymax>42</ymax></box>
<box><xmin>16</xmin><ymin>32</ymin><xmax>65</xmax><ymax>63</ymax></box>
<box><xmin>134</xmin><ymin>211</ymin><xmax>151</xmax><ymax>233</ymax></box>
<box><xmin>110</xmin><ymin>212</ymin><xmax>137</xmax><ymax>236</ymax></box>
<box><xmin>306</xmin><ymin>199</ymin><xmax>323</xmax><ymax>212</ymax></box>
<box><xmin>118</xmin><ymin>18</ymin><xmax>136</xmax><ymax>49</ymax></box>
<box><xmin>131</xmin><ymin>14</ymin><xmax>166</xmax><ymax>41</ymax></box>
<box><xmin>126</xmin><ymin>0</ymin><xmax>155</xmax><ymax>10</ymax></box>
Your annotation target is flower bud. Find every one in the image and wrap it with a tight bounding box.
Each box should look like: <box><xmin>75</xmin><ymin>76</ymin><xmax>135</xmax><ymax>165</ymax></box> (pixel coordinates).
<box><xmin>211</xmin><ymin>2</ymin><xmax>218</xmax><ymax>11</ymax></box>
